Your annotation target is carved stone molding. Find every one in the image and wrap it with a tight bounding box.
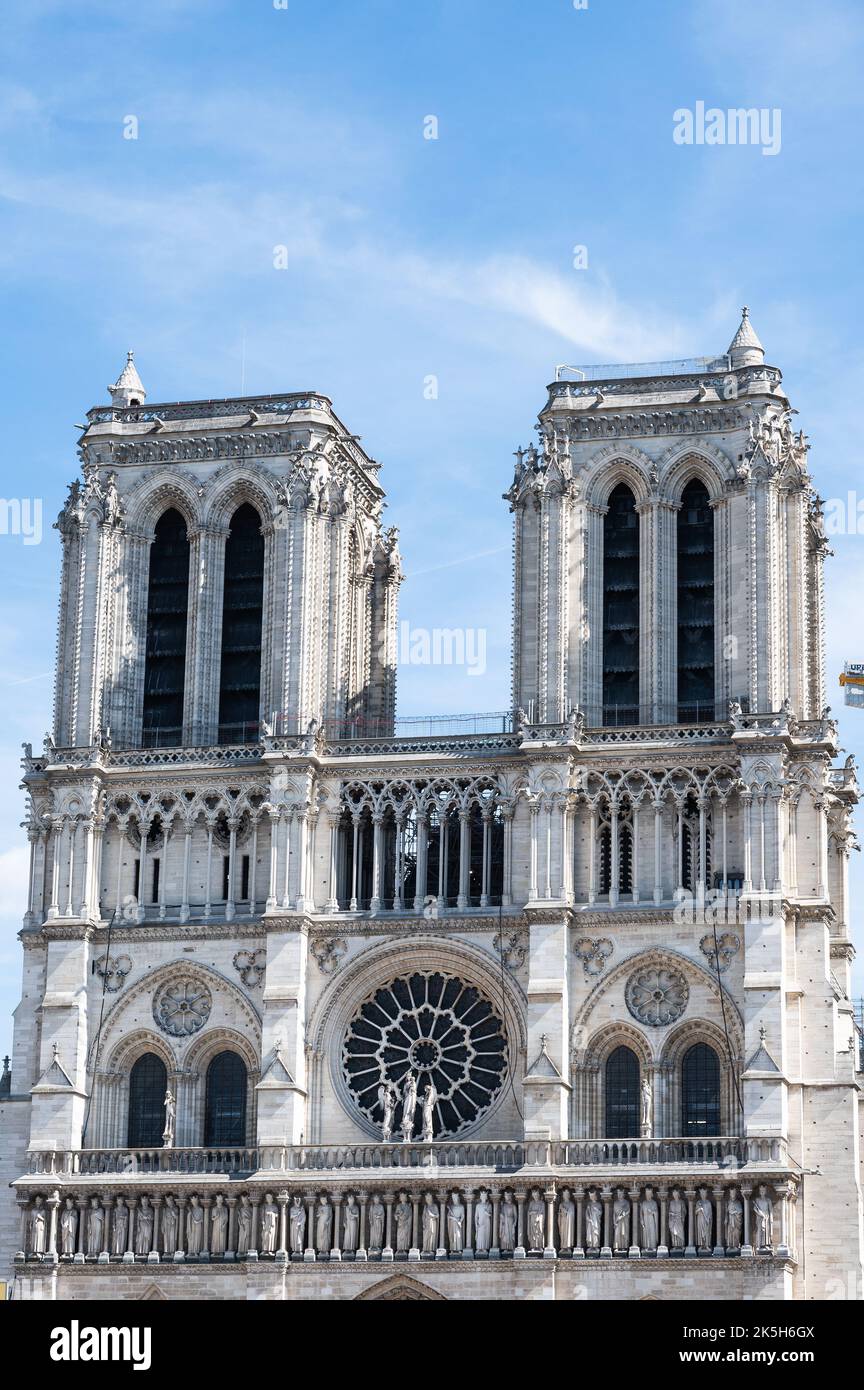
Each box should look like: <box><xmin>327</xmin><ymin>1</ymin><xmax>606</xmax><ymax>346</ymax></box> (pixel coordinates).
<box><xmin>153</xmin><ymin>977</ymin><xmax>213</xmax><ymax>1037</ymax></box>
<box><xmin>310</xmin><ymin>937</ymin><xmax>348</xmax><ymax>975</ymax></box>
<box><xmin>573</xmin><ymin>938</ymin><xmax>614</xmax><ymax>978</ymax></box>
<box><xmin>233</xmin><ymin>949</ymin><xmax>267</xmax><ymax>987</ymax></box>
<box><xmin>94</xmin><ymin>955</ymin><xmax>133</xmax><ymax>993</ymax></box>
<box><xmin>625</xmin><ymin>964</ymin><xmax>689</xmax><ymax>1027</ymax></box>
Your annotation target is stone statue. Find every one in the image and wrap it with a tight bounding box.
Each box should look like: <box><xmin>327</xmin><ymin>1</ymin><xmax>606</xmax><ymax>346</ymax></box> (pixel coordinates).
<box><xmin>289</xmin><ymin>1195</ymin><xmax>305</xmax><ymax>1255</ymax></box>
<box><xmin>499</xmin><ymin>1191</ymin><xmax>517</xmax><ymax>1252</ymax></box>
<box><xmin>315</xmin><ymin>1196</ymin><xmax>332</xmax><ymax>1254</ymax></box>
<box><xmin>368</xmin><ymin>1195</ymin><xmax>385</xmax><ymax>1250</ymax></box>
<box><xmin>557</xmin><ymin>1189</ymin><xmax>575</xmax><ymax>1250</ymax></box>
<box><xmin>394</xmin><ymin>1192</ymin><xmax>412</xmax><ymax>1252</ymax></box>
<box><xmin>753</xmin><ymin>1185</ymin><xmax>774</xmax><ymax>1249</ymax></box>
<box><xmin>162</xmin><ymin>1087</ymin><xmax>176</xmax><ymax>1148</ymax></box>
<box><xmin>59</xmin><ymin>1197</ymin><xmax>78</xmax><ymax>1257</ymax></box>
<box><xmin>400</xmin><ymin>1071</ymin><xmax>418</xmax><ymax>1142</ymax></box>
<box><xmin>725</xmin><ymin>1187</ymin><xmax>743</xmax><ymax>1249</ymax></box>
<box><xmin>474</xmin><ymin>1191</ymin><xmax>492</xmax><ymax>1253</ymax></box>
<box><xmin>641</xmin><ymin>1078</ymin><xmax>653</xmax><ymax>1134</ymax></box>
<box><xmin>613</xmin><ymin>1188</ymin><xmax>630</xmax><ymax>1252</ymax></box>
<box><xmin>186</xmin><ymin>1195</ymin><xmax>204</xmax><ymax>1256</ymax></box>
<box><xmin>585</xmin><ymin>1189</ymin><xmax>602</xmax><ymax>1249</ymax></box>
<box><xmin>29</xmin><ymin>1196</ymin><xmax>46</xmax><ymax>1256</ymax></box>
<box><xmin>342</xmin><ymin>1194</ymin><xmax>359</xmax><ymax>1254</ymax></box>
<box><xmin>87</xmin><ymin>1197</ymin><xmax>105</xmax><ymax>1257</ymax></box>
<box><xmin>378</xmin><ymin>1079</ymin><xmax>398</xmax><ymax>1142</ymax></box>
<box><xmin>210</xmin><ymin>1195</ymin><xmax>228</xmax><ymax>1256</ymax></box>
<box><xmin>668</xmin><ymin>1188</ymin><xmax>686</xmax><ymax>1250</ymax></box>
<box><xmin>421</xmin><ymin>1192</ymin><xmax>439</xmax><ymax>1255</ymax></box>
<box><xmin>640</xmin><ymin>1186</ymin><xmax>659</xmax><ymax>1250</ymax></box>
<box><xmin>527</xmin><ymin>1188</ymin><xmax>545</xmax><ymax>1252</ymax></box>
<box><xmin>260</xmin><ymin>1194</ymin><xmax>279</xmax><ymax>1255</ymax></box>
<box><xmin>420</xmin><ymin>1081</ymin><xmax>438</xmax><ymax>1142</ymax></box>
<box><xmin>111</xmin><ymin>1197</ymin><xmax>129</xmax><ymax>1256</ymax></box>
<box><xmin>447</xmin><ymin>1192</ymin><xmax>465</xmax><ymax>1253</ymax></box>
<box><xmin>135</xmin><ymin>1196</ymin><xmax>154</xmax><ymax>1257</ymax></box>
<box><xmin>695</xmin><ymin>1188</ymin><xmax>713</xmax><ymax>1248</ymax></box>
<box><xmin>236</xmin><ymin>1195</ymin><xmax>252</xmax><ymax>1256</ymax></box>
<box><xmin>161</xmin><ymin>1195</ymin><xmax>178</xmax><ymax>1256</ymax></box>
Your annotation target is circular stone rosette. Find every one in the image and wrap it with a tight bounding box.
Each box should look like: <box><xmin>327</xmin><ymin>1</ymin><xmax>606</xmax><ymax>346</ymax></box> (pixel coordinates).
<box><xmin>342</xmin><ymin>970</ymin><xmax>508</xmax><ymax>1138</ymax></box>
<box><xmin>153</xmin><ymin>977</ymin><xmax>212</xmax><ymax>1037</ymax></box>
<box><xmin>625</xmin><ymin>964</ymin><xmax>689</xmax><ymax>1027</ymax></box>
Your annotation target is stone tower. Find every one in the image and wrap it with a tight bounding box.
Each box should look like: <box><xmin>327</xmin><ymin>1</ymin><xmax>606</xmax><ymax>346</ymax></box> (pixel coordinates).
<box><xmin>2</xmin><ymin>323</ymin><xmax>861</xmax><ymax>1301</ymax></box>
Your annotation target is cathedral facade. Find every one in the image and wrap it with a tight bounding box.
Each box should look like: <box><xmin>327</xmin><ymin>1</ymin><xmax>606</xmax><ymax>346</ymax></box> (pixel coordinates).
<box><xmin>2</xmin><ymin>314</ymin><xmax>862</xmax><ymax>1301</ymax></box>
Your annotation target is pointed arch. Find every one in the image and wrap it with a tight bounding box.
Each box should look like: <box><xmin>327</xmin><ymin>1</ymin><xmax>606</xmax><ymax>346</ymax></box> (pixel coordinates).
<box><xmin>142</xmin><ymin>508</ymin><xmax>190</xmax><ymax>747</ymax></box>
<box><xmin>354</xmin><ymin>1273</ymin><xmax>447</xmax><ymax>1300</ymax></box>
<box><xmin>217</xmin><ymin>503</ymin><xmax>265</xmax><ymax>744</ymax></box>
<box><xmin>603</xmin><ymin>482</ymin><xmax>640</xmax><ymax>726</ymax></box>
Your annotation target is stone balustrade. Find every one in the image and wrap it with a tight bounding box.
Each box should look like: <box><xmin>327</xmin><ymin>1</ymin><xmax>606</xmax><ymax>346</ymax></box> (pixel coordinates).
<box><xmin>14</xmin><ymin>1176</ymin><xmax>796</xmax><ymax>1266</ymax></box>
<box><xmin>24</xmin><ymin>1134</ymin><xmax>786</xmax><ymax>1179</ymax></box>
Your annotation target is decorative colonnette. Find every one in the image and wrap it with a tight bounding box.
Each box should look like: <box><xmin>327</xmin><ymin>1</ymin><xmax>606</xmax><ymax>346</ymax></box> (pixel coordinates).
<box><xmin>16</xmin><ymin>1178</ymin><xmax>794</xmax><ymax>1265</ymax></box>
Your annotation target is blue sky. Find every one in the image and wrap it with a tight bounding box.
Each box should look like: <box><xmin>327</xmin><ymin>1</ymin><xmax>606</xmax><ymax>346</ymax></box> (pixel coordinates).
<box><xmin>1</xmin><ymin>0</ymin><xmax>863</xmax><ymax>1055</ymax></box>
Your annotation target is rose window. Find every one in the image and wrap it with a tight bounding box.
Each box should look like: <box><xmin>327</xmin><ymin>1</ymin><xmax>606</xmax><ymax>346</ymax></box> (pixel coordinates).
<box><xmin>153</xmin><ymin>978</ymin><xmax>212</xmax><ymax>1037</ymax></box>
<box><xmin>342</xmin><ymin>971</ymin><xmax>508</xmax><ymax>1137</ymax></box>
<box><xmin>625</xmin><ymin>964</ymin><xmax>689</xmax><ymax>1026</ymax></box>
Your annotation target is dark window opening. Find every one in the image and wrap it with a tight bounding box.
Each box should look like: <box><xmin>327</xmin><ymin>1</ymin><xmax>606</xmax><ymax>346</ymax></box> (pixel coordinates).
<box><xmin>142</xmin><ymin>509</ymin><xmax>190</xmax><ymax>748</ymax></box>
<box><xmin>218</xmin><ymin>504</ymin><xmax>264</xmax><ymax>745</ymax></box>
<box><xmin>605</xmin><ymin>1044</ymin><xmax>640</xmax><ymax>1138</ymax></box>
<box><xmin>682</xmin><ymin>1042</ymin><xmax>721</xmax><ymax>1136</ymax></box>
<box><xmin>133</xmin><ymin>858</ymin><xmax>140</xmax><ymax>900</ymax></box>
<box><xmin>677</xmin><ymin>479</ymin><xmax>715</xmax><ymax>722</ymax></box>
<box><xmin>204</xmin><ymin>1051</ymin><xmax>248</xmax><ymax>1147</ymax></box>
<box><xmin>151</xmin><ymin>857</ymin><xmax>160</xmax><ymax>904</ymax></box>
<box><xmin>240</xmin><ymin>854</ymin><xmax>250</xmax><ymax>901</ymax></box>
<box><xmin>603</xmin><ymin>484</ymin><xmax>640</xmax><ymax>725</ymax></box>
<box><xmin>127</xmin><ymin>1052</ymin><xmax>167</xmax><ymax>1148</ymax></box>
<box><xmin>222</xmin><ymin>855</ymin><xmax>230</xmax><ymax>901</ymax></box>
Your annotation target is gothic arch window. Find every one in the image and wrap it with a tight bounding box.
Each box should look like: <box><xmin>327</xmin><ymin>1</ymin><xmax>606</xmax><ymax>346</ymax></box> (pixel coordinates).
<box><xmin>218</xmin><ymin>504</ymin><xmax>264</xmax><ymax>745</ymax></box>
<box><xmin>677</xmin><ymin>479</ymin><xmax>715</xmax><ymax>722</ymax></box>
<box><xmin>599</xmin><ymin>811</ymin><xmax>633</xmax><ymax>897</ymax></box>
<box><xmin>142</xmin><ymin>509</ymin><xmax>190</xmax><ymax>747</ymax></box>
<box><xmin>127</xmin><ymin>1052</ymin><xmax>168</xmax><ymax>1148</ymax></box>
<box><xmin>603</xmin><ymin>483</ymin><xmax>640</xmax><ymax>726</ymax></box>
<box><xmin>204</xmin><ymin>1050</ymin><xmax>248</xmax><ymax>1147</ymax></box>
<box><xmin>605</xmin><ymin>1044</ymin><xmax>640</xmax><ymax>1138</ymax></box>
<box><xmin>681</xmin><ymin>1042</ymin><xmax>721</xmax><ymax>1136</ymax></box>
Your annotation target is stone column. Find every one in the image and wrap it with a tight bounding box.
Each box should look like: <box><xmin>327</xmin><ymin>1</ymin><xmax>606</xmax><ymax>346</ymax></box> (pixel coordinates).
<box><xmin>740</xmin><ymin>1184</ymin><xmax>753</xmax><ymax>1257</ymax></box>
<box><xmin>574</xmin><ymin>1187</ymin><xmax>585</xmax><ymax>1259</ymax></box>
<box><xmin>276</xmin><ymin>1191</ymin><xmax>289</xmax><ymax>1260</ymax></box>
<box><xmin>653</xmin><ymin>800</ymin><xmax>663</xmax><ymax>903</ymax></box>
<box><xmin>490</xmin><ymin>1188</ymin><xmax>501</xmax><ymax>1259</ymax></box>
<box><xmin>151</xmin><ymin>1198</ymin><xmax>162</xmax><ymax>1261</ymax></box>
<box><xmin>544</xmin><ymin>1186</ymin><xmax>557</xmax><ymax>1258</ymax></box>
<box><xmin>383</xmin><ymin>1193</ymin><xmax>394</xmax><ymax>1261</ymax></box>
<box><xmin>600</xmin><ymin>1185</ymin><xmax>613</xmax><ymax>1258</ymax></box>
<box><xmin>684</xmin><ymin>1188</ymin><xmax>696</xmax><ymax>1258</ymax></box>
<box><xmin>712</xmin><ymin>1187</ymin><xmax>725</xmax><ymax>1257</ymax></box>
<box><xmin>514</xmin><ymin>1191</ymin><xmax>527</xmax><ymax>1259</ymax></box>
<box><xmin>357</xmin><ymin>1191</ymin><xmax>368</xmax><ymax>1261</ymax></box>
<box><xmin>180</xmin><ymin>823</ymin><xmax>193</xmax><ymax>922</ymax></box>
<box><xmin>331</xmin><ymin>1193</ymin><xmax>342</xmax><ymax>1260</ymax></box>
<box><xmin>457</xmin><ymin>810</ymin><xmax>470</xmax><ymax>909</ymax></box>
<box><xmin>47</xmin><ymin>1191</ymin><xmax>60</xmax><ymax>1263</ymax></box>
<box><xmin>413</xmin><ymin>816</ymin><xmax>428</xmax><ymax>911</ymax></box>
<box><xmin>657</xmin><ymin>1187</ymin><xmax>669</xmax><ymax>1258</ymax></box>
<box><xmin>628</xmin><ymin>1186</ymin><xmax>641</xmax><ymax>1258</ymax></box>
